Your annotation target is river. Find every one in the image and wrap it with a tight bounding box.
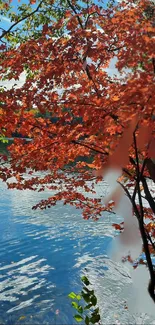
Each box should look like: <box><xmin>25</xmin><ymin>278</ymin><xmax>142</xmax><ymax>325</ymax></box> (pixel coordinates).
<box><xmin>0</xmin><ymin>180</ymin><xmax>154</xmax><ymax>324</ymax></box>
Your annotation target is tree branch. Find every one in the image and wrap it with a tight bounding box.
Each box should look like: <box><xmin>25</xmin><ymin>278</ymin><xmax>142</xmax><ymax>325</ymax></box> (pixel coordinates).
<box><xmin>72</xmin><ymin>139</ymin><xmax>108</xmax><ymax>155</ymax></box>
<box><xmin>133</xmin><ymin>132</ymin><xmax>155</xmax><ymax>303</ymax></box>
<box><xmin>0</xmin><ymin>1</ymin><xmax>44</xmax><ymax>41</ymax></box>
<box><xmin>132</xmin><ymin>159</ymin><xmax>146</xmax><ymax>201</ymax></box>
<box><xmin>66</xmin><ymin>0</ymin><xmax>83</xmax><ymax>29</ymax></box>
<box><xmin>141</xmin><ymin>176</ymin><xmax>155</xmax><ymax>214</ymax></box>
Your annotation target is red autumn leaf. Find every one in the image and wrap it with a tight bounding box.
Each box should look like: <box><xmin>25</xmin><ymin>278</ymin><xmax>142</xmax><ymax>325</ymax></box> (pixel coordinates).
<box><xmin>43</xmin><ymin>24</ymin><xmax>48</xmax><ymax>33</ymax></box>
<box><xmin>112</xmin><ymin>223</ymin><xmax>124</xmax><ymax>231</ymax></box>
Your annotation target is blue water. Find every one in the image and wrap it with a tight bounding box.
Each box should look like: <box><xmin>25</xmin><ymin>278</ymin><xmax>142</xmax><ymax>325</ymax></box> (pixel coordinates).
<box><xmin>0</xmin><ymin>180</ymin><xmax>116</xmax><ymax>324</ymax></box>
<box><xmin>1</xmin><ymin>180</ymin><xmax>155</xmax><ymax>324</ymax></box>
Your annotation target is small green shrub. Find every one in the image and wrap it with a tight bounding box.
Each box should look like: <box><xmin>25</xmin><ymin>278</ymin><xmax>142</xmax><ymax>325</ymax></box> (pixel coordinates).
<box><xmin>68</xmin><ymin>276</ymin><xmax>101</xmax><ymax>324</ymax></box>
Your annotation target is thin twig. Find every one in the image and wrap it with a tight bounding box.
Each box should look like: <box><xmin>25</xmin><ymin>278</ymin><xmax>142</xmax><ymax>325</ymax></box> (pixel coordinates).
<box><xmin>66</xmin><ymin>0</ymin><xmax>83</xmax><ymax>29</ymax></box>
<box><xmin>72</xmin><ymin>139</ymin><xmax>108</xmax><ymax>155</ymax></box>
<box><xmin>145</xmin><ymin>229</ymin><xmax>155</xmax><ymax>252</ymax></box>
<box><xmin>0</xmin><ymin>1</ymin><xmax>44</xmax><ymax>41</ymax></box>
<box><xmin>132</xmin><ymin>159</ymin><xmax>147</xmax><ymax>201</ymax></box>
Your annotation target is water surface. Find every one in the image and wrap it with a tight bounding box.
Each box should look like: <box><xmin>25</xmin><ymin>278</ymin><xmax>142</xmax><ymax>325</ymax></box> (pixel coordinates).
<box><xmin>0</xmin><ymin>180</ymin><xmax>154</xmax><ymax>324</ymax></box>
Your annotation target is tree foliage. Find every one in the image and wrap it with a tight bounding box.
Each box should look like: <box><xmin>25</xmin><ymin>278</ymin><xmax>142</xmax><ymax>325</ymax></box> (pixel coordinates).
<box><xmin>0</xmin><ymin>0</ymin><xmax>155</xmax><ymax>301</ymax></box>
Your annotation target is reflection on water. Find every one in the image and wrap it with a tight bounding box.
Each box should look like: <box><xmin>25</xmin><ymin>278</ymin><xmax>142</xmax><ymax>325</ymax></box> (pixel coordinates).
<box><xmin>0</xmin><ymin>181</ymin><xmax>154</xmax><ymax>324</ymax></box>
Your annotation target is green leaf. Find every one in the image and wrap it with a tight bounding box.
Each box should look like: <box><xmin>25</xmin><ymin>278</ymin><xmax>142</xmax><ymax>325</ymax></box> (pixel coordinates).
<box><xmin>76</xmin><ymin>294</ymin><xmax>81</xmax><ymax>301</ymax></box>
<box><xmin>81</xmin><ymin>276</ymin><xmax>90</xmax><ymax>286</ymax></box>
<box><xmin>91</xmin><ymin>295</ymin><xmax>97</xmax><ymax>306</ymax></box>
<box><xmin>83</xmin><ymin>287</ymin><xmax>94</xmax><ymax>294</ymax></box>
<box><xmin>78</xmin><ymin>306</ymin><xmax>83</xmax><ymax>314</ymax></box>
<box><xmin>90</xmin><ymin>314</ymin><xmax>100</xmax><ymax>324</ymax></box>
<box><xmin>84</xmin><ymin>303</ymin><xmax>93</xmax><ymax>310</ymax></box>
<box><xmin>74</xmin><ymin>315</ymin><xmax>83</xmax><ymax>322</ymax></box>
<box><xmin>85</xmin><ymin>316</ymin><xmax>90</xmax><ymax>325</ymax></box>
<box><xmin>93</xmin><ymin>307</ymin><xmax>99</xmax><ymax>314</ymax></box>
<box><xmin>72</xmin><ymin>301</ymin><xmax>79</xmax><ymax>310</ymax></box>
<box><xmin>0</xmin><ymin>136</ymin><xmax>8</xmax><ymax>144</ymax></box>
<box><xmin>68</xmin><ymin>292</ymin><xmax>78</xmax><ymax>299</ymax></box>
<box><xmin>81</xmin><ymin>292</ymin><xmax>90</xmax><ymax>303</ymax></box>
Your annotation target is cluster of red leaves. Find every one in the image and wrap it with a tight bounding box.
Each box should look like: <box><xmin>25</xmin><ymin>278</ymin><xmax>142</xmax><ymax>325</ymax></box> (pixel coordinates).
<box><xmin>0</xmin><ymin>0</ymin><xmax>154</xmax><ymax>231</ymax></box>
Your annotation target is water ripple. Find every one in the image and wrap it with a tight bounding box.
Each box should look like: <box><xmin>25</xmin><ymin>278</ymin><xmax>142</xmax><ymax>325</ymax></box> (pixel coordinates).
<box><xmin>0</xmin><ymin>181</ymin><xmax>154</xmax><ymax>324</ymax></box>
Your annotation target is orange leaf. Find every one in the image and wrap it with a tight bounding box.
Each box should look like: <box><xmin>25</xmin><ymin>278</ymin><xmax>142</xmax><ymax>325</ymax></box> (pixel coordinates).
<box><xmin>112</xmin><ymin>96</ymin><xmax>119</xmax><ymax>101</ymax></box>
<box><xmin>87</xmin><ymin>163</ymin><xmax>97</xmax><ymax>169</ymax></box>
